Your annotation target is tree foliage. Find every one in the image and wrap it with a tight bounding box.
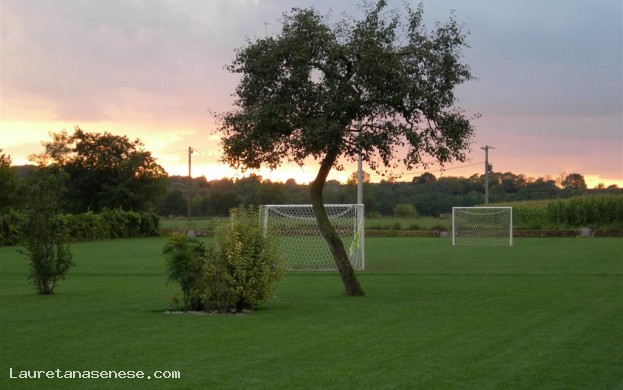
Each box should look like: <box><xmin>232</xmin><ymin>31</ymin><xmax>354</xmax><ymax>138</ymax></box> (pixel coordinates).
<box><xmin>0</xmin><ymin>150</ymin><xmax>18</xmax><ymax>212</ymax></box>
<box><xmin>220</xmin><ymin>2</ymin><xmax>474</xmax><ymax>173</ymax></box>
<box><xmin>562</xmin><ymin>173</ymin><xmax>587</xmax><ymax>191</ymax></box>
<box><xmin>218</xmin><ymin>1</ymin><xmax>476</xmax><ymax>295</ymax></box>
<box><xmin>31</xmin><ymin>127</ymin><xmax>167</xmax><ymax>213</ymax></box>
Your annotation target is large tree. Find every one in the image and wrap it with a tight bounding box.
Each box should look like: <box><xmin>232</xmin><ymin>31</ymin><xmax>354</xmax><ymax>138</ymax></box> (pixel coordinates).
<box><xmin>218</xmin><ymin>1</ymin><xmax>476</xmax><ymax>295</ymax></box>
<box><xmin>32</xmin><ymin>127</ymin><xmax>168</xmax><ymax>213</ymax></box>
<box><xmin>561</xmin><ymin>173</ymin><xmax>587</xmax><ymax>191</ymax></box>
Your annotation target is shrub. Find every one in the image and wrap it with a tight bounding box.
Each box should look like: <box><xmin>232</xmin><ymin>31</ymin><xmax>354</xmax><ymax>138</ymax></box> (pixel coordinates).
<box><xmin>20</xmin><ymin>168</ymin><xmax>75</xmax><ymax>295</ymax></box>
<box><xmin>204</xmin><ymin>206</ymin><xmax>285</xmax><ymax>313</ymax></box>
<box><xmin>100</xmin><ymin>208</ymin><xmax>128</xmax><ymax>238</ymax></box>
<box><xmin>0</xmin><ymin>210</ymin><xmax>26</xmax><ymax>246</ymax></box>
<box><xmin>139</xmin><ymin>212</ymin><xmax>160</xmax><ymax>236</ymax></box>
<box><xmin>22</xmin><ymin>218</ymin><xmax>74</xmax><ymax>295</ymax></box>
<box><xmin>0</xmin><ymin>209</ymin><xmax>160</xmax><ymax>246</ymax></box>
<box><xmin>162</xmin><ymin>206</ymin><xmax>285</xmax><ymax>313</ymax></box>
<box><xmin>394</xmin><ymin>203</ymin><xmax>418</xmax><ymax>218</ymax></box>
<box><xmin>163</xmin><ymin>234</ymin><xmax>206</xmax><ymax>311</ymax></box>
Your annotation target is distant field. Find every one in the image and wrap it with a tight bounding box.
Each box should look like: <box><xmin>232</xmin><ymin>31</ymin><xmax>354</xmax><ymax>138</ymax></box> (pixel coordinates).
<box><xmin>162</xmin><ymin>195</ymin><xmax>623</xmax><ymax>233</ymax></box>
<box><xmin>1</xmin><ymin>236</ymin><xmax>621</xmax><ymax>389</ymax></box>
<box><xmin>160</xmin><ymin>215</ymin><xmax>451</xmax><ymax>232</ymax></box>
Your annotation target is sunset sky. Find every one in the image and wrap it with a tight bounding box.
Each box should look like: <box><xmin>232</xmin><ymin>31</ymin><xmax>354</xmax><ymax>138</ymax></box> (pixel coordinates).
<box><xmin>1</xmin><ymin>0</ymin><xmax>622</xmax><ymax>187</ymax></box>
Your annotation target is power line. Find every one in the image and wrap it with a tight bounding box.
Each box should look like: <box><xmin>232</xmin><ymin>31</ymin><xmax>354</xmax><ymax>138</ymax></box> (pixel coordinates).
<box><xmin>494</xmin><ymin>148</ymin><xmax>564</xmax><ymax>173</ymax></box>
<box><xmin>394</xmin><ymin>161</ymin><xmax>485</xmax><ymax>177</ymax></box>
<box><xmin>190</xmin><ymin>148</ymin><xmax>221</xmax><ymax>161</ymax></box>
<box><xmin>155</xmin><ymin>149</ymin><xmax>187</xmax><ymax>155</ymax></box>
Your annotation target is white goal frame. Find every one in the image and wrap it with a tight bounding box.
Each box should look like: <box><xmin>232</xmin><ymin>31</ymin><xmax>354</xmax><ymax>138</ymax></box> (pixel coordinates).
<box><xmin>260</xmin><ymin>204</ymin><xmax>365</xmax><ymax>271</ymax></box>
<box><xmin>452</xmin><ymin>207</ymin><xmax>513</xmax><ymax>246</ymax></box>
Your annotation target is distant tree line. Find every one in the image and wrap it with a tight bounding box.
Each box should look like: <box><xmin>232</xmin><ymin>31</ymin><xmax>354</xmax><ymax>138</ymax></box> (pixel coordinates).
<box><xmin>160</xmin><ymin>171</ymin><xmax>621</xmax><ymax>218</ymax></box>
<box><xmin>1</xmin><ymin>131</ymin><xmax>620</xmax><ymax>220</ymax></box>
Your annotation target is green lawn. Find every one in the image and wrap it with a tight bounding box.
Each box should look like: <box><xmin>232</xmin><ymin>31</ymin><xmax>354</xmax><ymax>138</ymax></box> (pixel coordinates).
<box><xmin>1</xmin><ymin>237</ymin><xmax>621</xmax><ymax>389</ymax></box>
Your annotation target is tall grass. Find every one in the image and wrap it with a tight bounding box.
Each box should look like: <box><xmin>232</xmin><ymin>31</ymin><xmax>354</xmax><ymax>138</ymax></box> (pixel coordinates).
<box><xmin>547</xmin><ymin>196</ymin><xmax>623</xmax><ymax>227</ymax></box>
<box><xmin>491</xmin><ymin>195</ymin><xmax>623</xmax><ymax>229</ymax></box>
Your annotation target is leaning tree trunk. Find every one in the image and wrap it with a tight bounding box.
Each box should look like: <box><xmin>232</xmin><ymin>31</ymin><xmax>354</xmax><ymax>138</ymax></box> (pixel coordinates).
<box><xmin>310</xmin><ymin>148</ymin><xmax>365</xmax><ymax>296</ymax></box>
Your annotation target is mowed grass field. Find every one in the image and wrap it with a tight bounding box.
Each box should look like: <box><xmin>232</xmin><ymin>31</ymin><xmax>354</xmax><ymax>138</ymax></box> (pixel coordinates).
<box><xmin>1</xmin><ymin>237</ymin><xmax>621</xmax><ymax>389</ymax></box>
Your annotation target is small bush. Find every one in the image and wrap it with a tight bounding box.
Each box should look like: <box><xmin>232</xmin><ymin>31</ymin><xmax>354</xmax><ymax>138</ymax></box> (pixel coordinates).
<box><xmin>162</xmin><ymin>206</ymin><xmax>285</xmax><ymax>313</ymax></box>
<box><xmin>0</xmin><ymin>210</ymin><xmax>26</xmax><ymax>246</ymax></box>
<box><xmin>163</xmin><ymin>234</ymin><xmax>207</xmax><ymax>311</ymax></box>
<box><xmin>204</xmin><ymin>206</ymin><xmax>285</xmax><ymax>313</ymax></box>
<box><xmin>394</xmin><ymin>203</ymin><xmax>418</xmax><ymax>218</ymax></box>
<box><xmin>22</xmin><ymin>220</ymin><xmax>74</xmax><ymax>295</ymax></box>
<box><xmin>20</xmin><ymin>168</ymin><xmax>75</xmax><ymax>295</ymax></box>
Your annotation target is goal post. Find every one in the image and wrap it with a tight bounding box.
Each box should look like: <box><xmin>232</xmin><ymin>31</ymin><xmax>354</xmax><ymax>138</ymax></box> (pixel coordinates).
<box><xmin>452</xmin><ymin>207</ymin><xmax>513</xmax><ymax>246</ymax></box>
<box><xmin>259</xmin><ymin>204</ymin><xmax>365</xmax><ymax>271</ymax></box>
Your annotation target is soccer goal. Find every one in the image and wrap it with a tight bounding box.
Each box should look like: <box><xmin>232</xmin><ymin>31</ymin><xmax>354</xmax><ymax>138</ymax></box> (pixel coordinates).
<box><xmin>259</xmin><ymin>204</ymin><xmax>365</xmax><ymax>271</ymax></box>
<box><xmin>452</xmin><ymin>207</ymin><xmax>513</xmax><ymax>246</ymax></box>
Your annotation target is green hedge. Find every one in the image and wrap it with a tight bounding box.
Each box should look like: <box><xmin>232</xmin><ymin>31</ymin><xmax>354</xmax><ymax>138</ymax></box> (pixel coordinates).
<box><xmin>0</xmin><ymin>209</ymin><xmax>160</xmax><ymax>246</ymax></box>
<box><xmin>0</xmin><ymin>210</ymin><xmax>26</xmax><ymax>246</ymax></box>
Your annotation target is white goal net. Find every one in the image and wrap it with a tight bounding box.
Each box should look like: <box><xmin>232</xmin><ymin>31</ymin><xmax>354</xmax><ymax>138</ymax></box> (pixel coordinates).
<box><xmin>452</xmin><ymin>207</ymin><xmax>513</xmax><ymax>246</ymax></box>
<box><xmin>260</xmin><ymin>204</ymin><xmax>365</xmax><ymax>271</ymax></box>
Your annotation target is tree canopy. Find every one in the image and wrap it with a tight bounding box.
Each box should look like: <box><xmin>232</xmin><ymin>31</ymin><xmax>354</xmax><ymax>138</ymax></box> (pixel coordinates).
<box><xmin>218</xmin><ymin>1</ymin><xmax>476</xmax><ymax>295</ymax></box>
<box><xmin>32</xmin><ymin>127</ymin><xmax>167</xmax><ymax>213</ymax></box>
<box><xmin>220</xmin><ymin>2</ymin><xmax>475</xmax><ymax>173</ymax></box>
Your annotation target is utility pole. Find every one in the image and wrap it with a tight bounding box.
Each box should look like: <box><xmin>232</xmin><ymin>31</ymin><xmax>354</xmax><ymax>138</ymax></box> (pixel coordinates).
<box><xmin>357</xmin><ymin>119</ymin><xmax>363</xmax><ymax>205</ymax></box>
<box><xmin>187</xmin><ymin>146</ymin><xmax>193</xmax><ymax>222</ymax></box>
<box><xmin>481</xmin><ymin>144</ymin><xmax>494</xmax><ymax>204</ymax></box>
